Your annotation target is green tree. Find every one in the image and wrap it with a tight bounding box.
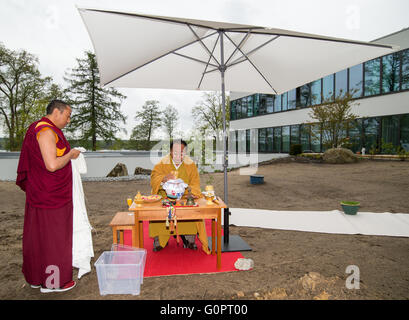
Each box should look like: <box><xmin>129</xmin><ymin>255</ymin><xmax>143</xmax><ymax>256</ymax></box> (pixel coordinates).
<box><xmin>162</xmin><ymin>104</ymin><xmax>179</xmax><ymax>140</ymax></box>
<box><xmin>307</xmin><ymin>90</ymin><xmax>359</xmax><ymax>149</ymax></box>
<box><xmin>130</xmin><ymin>100</ymin><xmax>162</xmax><ymax>150</ymax></box>
<box><xmin>0</xmin><ymin>43</ymin><xmax>54</xmax><ymax>150</ymax></box>
<box><xmin>191</xmin><ymin>91</ymin><xmax>230</xmax><ymax>146</ymax></box>
<box><xmin>64</xmin><ymin>51</ymin><xmax>126</xmax><ymax>151</ymax></box>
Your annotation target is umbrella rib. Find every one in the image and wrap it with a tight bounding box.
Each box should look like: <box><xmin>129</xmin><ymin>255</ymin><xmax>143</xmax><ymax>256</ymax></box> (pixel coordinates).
<box><xmin>202</xmin><ymin>35</ymin><xmax>280</xmax><ymax>75</ymax></box>
<box><xmin>172</xmin><ymin>52</ymin><xmax>219</xmax><ymax>68</ymax></box>
<box><xmin>223</xmin><ymin>32</ymin><xmax>278</xmax><ymax>94</ymax></box>
<box><xmin>198</xmin><ymin>33</ymin><xmax>221</xmax><ymax>89</ymax></box>
<box><xmin>227</xmin><ymin>35</ymin><xmax>280</xmax><ymax>67</ymax></box>
<box><xmin>102</xmin><ymin>30</ymin><xmax>218</xmax><ymax>86</ymax></box>
<box><xmin>225</xmin><ymin>30</ymin><xmax>251</xmax><ymax>66</ymax></box>
<box><xmin>187</xmin><ymin>24</ymin><xmax>221</xmax><ymax>67</ymax></box>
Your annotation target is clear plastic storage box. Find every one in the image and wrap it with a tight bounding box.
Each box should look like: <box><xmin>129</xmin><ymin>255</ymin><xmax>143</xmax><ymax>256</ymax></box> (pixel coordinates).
<box><xmin>94</xmin><ymin>248</ymin><xmax>147</xmax><ymax>295</ymax></box>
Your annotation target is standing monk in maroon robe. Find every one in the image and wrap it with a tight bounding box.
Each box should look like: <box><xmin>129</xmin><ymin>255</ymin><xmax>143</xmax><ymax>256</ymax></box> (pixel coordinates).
<box><xmin>16</xmin><ymin>100</ymin><xmax>81</xmax><ymax>293</ymax></box>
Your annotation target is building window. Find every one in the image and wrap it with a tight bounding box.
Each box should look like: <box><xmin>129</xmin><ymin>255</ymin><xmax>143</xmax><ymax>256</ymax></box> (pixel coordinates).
<box><xmin>335</xmin><ymin>69</ymin><xmax>348</xmax><ymax>97</ymax></box>
<box><xmin>311</xmin><ymin>79</ymin><xmax>322</xmax><ymax>106</ymax></box>
<box><xmin>258</xmin><ymin>128</ymin><xmax>266</xmax><ymax>152</ymax></box>
<box><xmin>364</xmin><ymin>58</ymin><xmax>381</xmax><ymax>96</ymax></box>
<box><xmin>282</xmin><ymin>126</ymin><xmax>290</xmax><ymax>152</ymax></box>
<box><xmin>246</xmin><ymin>129</ymin><xmax>250</xmax><ymax>153</ymax></box>
<box><xmin>230</xmin><ymin>100</ymin><xmax>236</xmax><ymax>120</ymax></box>
<box><xmin>247</xmin><ymin>95</ymin><xmax>254</xmax><ymax>117</ymax></box>
<box><xmin>259</xmin><ymin>94</ymin><xmax>267</xmax><ymax>115</ymax></box>
<box><xmin>402</xmin><ymin>49</ymin><xmax>409</xmax><ymax>90</ymax></box>
<box><xmin>236</xmin><ymin>99</ymin><xmax>242</xmax><ymax>119</ymax></box>
<box><xmin>381</xmin><ymin>115</ymin><xmax>400</xmax><ymax>152</ymax></box>
<box><xmin>274</xmin><ymin>94</ymin><xmax>282</xmax><ymax>112</ymax></box>
<box><xmin>266</xmin><ymin>95</ymin><xmax>274</xmax><ymax>113</ymax></box>
<box><xmin>400</xmin><ymin>114</ymin><xmax>409</xmax><ymax>151</ymax></box>
<box><xmin>311</xmin><ymin>124</ymin><xmax>321</xmax><ymax>152</ymax></box>
<box><xmin>348</xmin><ymin>119</ymin><xmax>362</xmax><ymax>153</ymax></box>
<box><xmin>300</xmin><ymin>124</ymin><xmax>311</xmax><ymax>151</ymax></box>
<box><xmin>298</xmin><ymin>84</ymin><xmax>312</xmax><ymax>108</ymax></box>
<box><xmin>273</xmin><ymin>127</ymin><xmax>281</xmax><ymax>152</ymax></box>
<box><xmin>288</xmin><ymin>89</ymin><xmax>296</xmax><ymax>110</ymax></box>
<box><xmin>266</xmin><ymin>128</ymin><xmax>273</xmax><ymax>152</ymax></box>
<box><xmin>290</xmin><ymin>125</ymin><xmax>300</xmax><ymax>145</ymax></box>
<box><xmin>323</xmin><ymin>74</ymin><xmax>334</xmax><ymax>102</ymax></box>
<box><xmin>362</xmin><ymin>117</ymin><xmax>380</xmax><ymax>152</ymax></box>
<box><xmin>241</xmin><ymin>97</ymin><xmax>248</xmax><ymax>118</ymax></box>
<box><xmin>382</xmin><ymin>53</ymin><xmax>401</xmax><ymax>93</ymax></box>
<box><xmin>253</xmin><ymin>94</ymin><xmax>260</xmax><ymax>116</ymax></box>
<box><xmin>282</xmin><ymin>92</ymin><xmax>288</xmax><ymax>111</ymax></box>
<box><xmin>349</xmin><ymin>64</ymin><xmax>363</xmax><ymax>98</ymax></box>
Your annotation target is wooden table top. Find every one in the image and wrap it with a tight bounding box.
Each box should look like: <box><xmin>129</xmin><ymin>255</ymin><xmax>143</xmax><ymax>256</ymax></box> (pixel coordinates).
<box><xmin>128</xmin><ymin>196</ymin><xmax>226</xmax><ymax>211</ymax></box>
<box><xmin>110</xmin><ymin>197</ymin><xmax>226</xmax><ymax>226</ymax></box>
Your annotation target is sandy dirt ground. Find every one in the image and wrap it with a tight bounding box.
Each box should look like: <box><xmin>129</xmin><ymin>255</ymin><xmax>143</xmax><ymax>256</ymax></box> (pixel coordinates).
<box><xmin>0</xmin><ymin>159</ymin><xmax>408</xmax><ymax>300</ymax></box>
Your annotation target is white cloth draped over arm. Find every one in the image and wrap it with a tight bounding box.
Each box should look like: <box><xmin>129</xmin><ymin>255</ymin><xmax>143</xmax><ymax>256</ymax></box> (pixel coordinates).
<box><xmin>71</xmin><ymin>148</ymin><xmax>94</xmax><ymax>279</ymax></box>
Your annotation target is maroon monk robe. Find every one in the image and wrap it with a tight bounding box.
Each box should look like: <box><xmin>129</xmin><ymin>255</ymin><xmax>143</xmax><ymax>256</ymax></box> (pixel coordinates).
<box><xmin>17</xmin><ymin>117</ymin><xmax>73</xmax><ymax>287</ymax></box>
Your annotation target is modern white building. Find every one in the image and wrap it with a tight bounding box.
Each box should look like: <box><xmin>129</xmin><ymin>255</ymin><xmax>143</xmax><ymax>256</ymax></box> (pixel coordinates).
<box><xmin>229</xmin><ymin>28</ymin><xmax>409</xmax><ymax>155</ymax></box>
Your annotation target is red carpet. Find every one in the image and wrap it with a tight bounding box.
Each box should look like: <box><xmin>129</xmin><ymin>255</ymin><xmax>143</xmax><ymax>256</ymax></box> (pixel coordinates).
<box><xmin>123</xmin><ymin>221</ymin><xmax>244</xmax><ymax>277</ymax></box>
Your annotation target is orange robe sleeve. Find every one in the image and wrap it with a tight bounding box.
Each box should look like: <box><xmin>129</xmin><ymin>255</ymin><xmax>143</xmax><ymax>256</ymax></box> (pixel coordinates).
<box><xmin>150</xmin><ymin>155</ymin><xmax>172</xmax><ymax>195</ymax></box>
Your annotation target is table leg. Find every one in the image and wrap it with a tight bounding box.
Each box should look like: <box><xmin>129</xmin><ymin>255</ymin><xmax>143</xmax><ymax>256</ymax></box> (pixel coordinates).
<box><xmin>139</xmin><ymin>221</ymin><xmax>144</xmax><ymax>248</ymax></box>
<box><xmin>211</xmin><ymin>219</ymin><xmax>215</xmax><ymax>255</ymax></box>
<box><xmin>112</xmin><ymin>227</ymin><xmax>117</xmax><ymax>244</ymax></box>
<box><xmin>217</xmin><ymin>211</ymin><xmax>221</xmax><ymax>269</ymax></box>
<box><xmin>119</xmin><ymin>230</ymin><xmax>124</xmax><ymax>245</ymax></box>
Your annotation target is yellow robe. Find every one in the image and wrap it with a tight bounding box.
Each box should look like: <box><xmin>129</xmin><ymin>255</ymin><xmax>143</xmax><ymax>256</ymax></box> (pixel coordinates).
<box><xmin>150</xmin><ymin>154</ymin><xmax>210</xmax><ymax>254</ymax></box>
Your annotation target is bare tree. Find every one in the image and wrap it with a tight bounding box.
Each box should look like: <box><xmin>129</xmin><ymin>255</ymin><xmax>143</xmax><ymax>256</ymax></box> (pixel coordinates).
<box><xmin>307</xmin><ymin>90</ymin><xmax>359</xmax><ymax>149</ymax></box>
<box><xmin>162</xmin><ymin>105</ymin><xmax>179</xmax><ymax>140</ymax></box>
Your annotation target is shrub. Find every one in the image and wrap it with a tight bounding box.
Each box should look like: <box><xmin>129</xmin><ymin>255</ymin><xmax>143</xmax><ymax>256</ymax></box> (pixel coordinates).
<box><xmin>290</xmin><ymin>144</ymin><xmax>302</xmax><ymax>156</ymax></box>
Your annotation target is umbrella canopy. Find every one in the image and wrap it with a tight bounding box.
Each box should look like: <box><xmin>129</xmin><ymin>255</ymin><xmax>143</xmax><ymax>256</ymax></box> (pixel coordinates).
<box><xmin>78</xmin><ymin>8</ymin><xmax>398</xmax><ymax>95</ymax></box>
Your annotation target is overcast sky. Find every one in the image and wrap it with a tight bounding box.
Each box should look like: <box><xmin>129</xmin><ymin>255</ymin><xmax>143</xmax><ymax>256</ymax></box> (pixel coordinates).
<box><xmin>1</xmin><ymin>0</ymin><xmax>408</xmax><ymax>139</ymax></box>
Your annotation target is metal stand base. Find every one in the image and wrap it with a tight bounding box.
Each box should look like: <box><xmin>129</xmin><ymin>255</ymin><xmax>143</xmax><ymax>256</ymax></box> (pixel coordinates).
<box><xmin>208</xmin><ymin>235</ymin><xmax>252</xmax><ymax>252</ymax></box>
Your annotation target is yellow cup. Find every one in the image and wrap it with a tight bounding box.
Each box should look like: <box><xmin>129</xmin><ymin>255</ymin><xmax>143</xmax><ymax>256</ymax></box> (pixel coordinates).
<box><xmin>127</xmin><ymin>198</ymin><xmax>133</xmax><ymax>207</ymax></box>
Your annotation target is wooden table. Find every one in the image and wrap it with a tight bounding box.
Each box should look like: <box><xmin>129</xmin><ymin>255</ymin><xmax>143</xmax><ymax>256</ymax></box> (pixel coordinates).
<box><xmin>126</xmin><ymin>197</ymin><xmax>226</xmax><ymax>269</ymax></box>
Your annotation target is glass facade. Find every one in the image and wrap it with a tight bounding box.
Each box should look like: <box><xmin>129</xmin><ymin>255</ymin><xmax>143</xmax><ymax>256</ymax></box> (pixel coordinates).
<box><xmin>230</xmin><ymin>47</ymin><xmax>409</xmax><ymax>155</ymax></box>
<box><xmin>232</xmin><ymin>113</ymin><xmax>409</xmax><ymax>154</ymax></box>
<box><xmin>231</xmin><ymin>48</ymin><xmax>409</xmax><ymax>121</ymax></box>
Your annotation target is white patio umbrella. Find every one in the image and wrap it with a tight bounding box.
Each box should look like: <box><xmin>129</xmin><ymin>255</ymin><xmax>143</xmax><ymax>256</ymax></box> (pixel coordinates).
<box><xmin>78</xmin><ymin>7</ymin><xmax>397</xmax><ymax>251</ymax></box>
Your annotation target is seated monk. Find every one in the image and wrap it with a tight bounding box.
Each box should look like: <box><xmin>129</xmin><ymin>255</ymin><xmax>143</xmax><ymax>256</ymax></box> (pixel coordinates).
<box><xmin>150</xmin><ymin>139</ymin><xmax>210</xmax><ymax>254</ymax></box>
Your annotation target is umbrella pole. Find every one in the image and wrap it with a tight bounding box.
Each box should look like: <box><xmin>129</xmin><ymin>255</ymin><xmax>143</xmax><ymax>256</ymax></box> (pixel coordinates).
<box><xmin>219</xmin><ymin>31</ymin><xmax>229</xmax><ymax>244</ymax></box>
<box><xmin>217</xmin><ymin>31</ymin><xmax>251</xmax><ymax>252</ymax></box>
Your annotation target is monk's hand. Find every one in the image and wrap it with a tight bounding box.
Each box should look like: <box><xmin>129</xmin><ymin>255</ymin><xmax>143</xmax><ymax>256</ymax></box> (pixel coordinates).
<box><xmin>69</xmin><ymin>149</ymin><xmax>81</xmax><ymax>160</ymax></box>
<box><xmin>162</xmin><ymin>173</ymin><xmax>176</xmax><ymax>183</ymax></box>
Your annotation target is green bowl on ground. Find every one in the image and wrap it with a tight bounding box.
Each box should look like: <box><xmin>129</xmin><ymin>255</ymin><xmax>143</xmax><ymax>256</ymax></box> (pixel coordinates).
<box><xmin>340</xmin><ymin>201</ymin><xmax>360</xmax><ymax>215</ymax></box>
